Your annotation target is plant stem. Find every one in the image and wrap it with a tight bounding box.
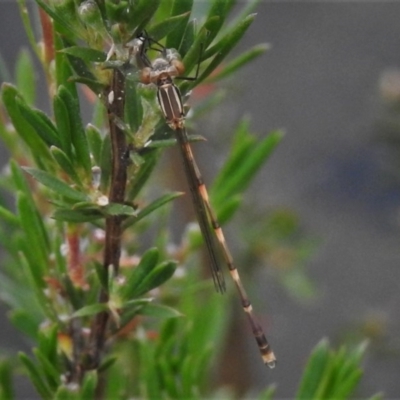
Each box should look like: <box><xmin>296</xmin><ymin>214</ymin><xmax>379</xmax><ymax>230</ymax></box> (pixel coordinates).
<box><xmin>88</xmin><ymin>68</ymin><xmax>128</xmax><ymax>370</ymax></box>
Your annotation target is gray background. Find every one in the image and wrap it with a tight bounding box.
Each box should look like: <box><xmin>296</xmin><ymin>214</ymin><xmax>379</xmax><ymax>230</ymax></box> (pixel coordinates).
<box><xmin>1</xmin><ymin>1</ymin><xmax>400</xmax><ymax>399</ymax></box>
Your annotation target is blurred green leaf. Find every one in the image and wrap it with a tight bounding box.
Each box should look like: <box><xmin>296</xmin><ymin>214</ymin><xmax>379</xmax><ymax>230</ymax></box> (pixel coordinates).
<box><xmin>72</xmin><ymin>303</ymin><xmax>108</xmax><ymax>318</ymax></box>
<box><xmin>296</xmin><ymin>339</ymin><xmax>331</xmax><ymax>399</ymax></box>
<box><xmin>121</xmin><ymin>247</ymin><xmax>159</xmax><ymax>299</ymax></box>
<box><xmin>138</xmin><ymin>303</ymin><xmax>183</xmax><ymax>319</ymax></box>
<box><xmin>206</xmin><ymin>43</ymin><xmax>269</xmax><ymax>83</ymax></box>
<box><xmin>212</xmin><ymin>129</ymin><xmax>283</xmax><ymax>206</ymax></box>
<box><xmin>15</xmin><ymin>49</ymin><xmax>36</xmax><ymax>105</ymax></box>
<box><xmin>123</xmin><ymin>191</ymin><xmax>183</xmax><ymax>230</ymax></box>
<box><xmin>19</xmin><ymin>352</ymin><xmax>52</xmax><ymax>400</ymax></box>
<box><xmin>0</xmin><ymin>360</ymin><xmax>14</xmax><ymax>400</ymax></box>
<box><xmin>80</xmin><ymin>371</ymin><xmax>98</xmax><ymax>400</ymax></box>
<box><xmin>178</xmin><ymin>19</ymin><xmax>196</xmax><ymax>57</ymax></box>
<box><xmin>9</xmin><ymin>309</ymin><xmax>40</xmax><ymax>340</ymax></box>
<box><xmin>197</xmin><ymin>14</ymin><xmax>257</xmax><ymax>85</ymax></box>
<box><xmin>132</xmin><ymin>260</ymin><xmax>176</xmax><ymax>297</ymax></box>
<box><xmin>102</xmin><ymin>203</ymin><xmax>137</xmax><ymax>216</ymax></box>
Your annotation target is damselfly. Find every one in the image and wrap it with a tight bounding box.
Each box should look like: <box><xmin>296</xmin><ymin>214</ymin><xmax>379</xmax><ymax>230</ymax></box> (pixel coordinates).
<box><xmin>137</xmin><ymin>34</ymin><xmax>276</xmax><ymax>368</ymax></box>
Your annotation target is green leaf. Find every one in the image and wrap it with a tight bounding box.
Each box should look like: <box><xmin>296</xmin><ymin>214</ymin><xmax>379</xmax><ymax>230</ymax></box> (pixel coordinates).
<box><xmin>212</xmin><ymin>129</ymin><xmax>283</xmax><ymax>206</ymax></box>
<box><xmin>53</xmin><ymin>91</ymin><xmax>72</xmax><ymax>158</ymax></box>
<box><xmin>58</xmin><ymin>85</ymin><xmax>92</xmax><ymax>173</ymax></box>
<box><xmin>216</xmin><ymin>195</ymin><xmax>241</xmax><ymax>224</ymax></box>
<box><xmin>139</xmin><ymin>303</ymin><xmax>183</xmax><ymax>319</ymax></box>
<box><xmin>23</xmin><ymin>167</ymin><xmax>88</xmax><ymax>202</ymax></box>
<box><xmin>86</xmin><ymin>124</ymin><xmax>103</xmax><ymax>167</ymax></box>
<box><xmin>102</xmin><ymin>203</ymin><xmax>137</xmax><ymax>217</ymax></box>
<box><xmin>124</xmin><ymin>75</ymin><xmax>143</xmax><ymax>133</ymax></box>
<box><xmin>121</xmin><ymin>247</ymin><xmax>159</xmax><ymax>299</ymax></box>
<box><xmin>50</xmin><ymin>146</ymin><xmax>81</xmax><ymax>185</ymax></box>
<box><xmin>181</xmin><ymin>17</ymin><xmax>220</xmax><ymax>86</ymax></box>
<box><xmin>34</xmin><ymin>0</ymin><xmax>77</xmax><ymax>40</ymax></box>
<box><xmin>178</xmin><ymin>19</ymin><xmax>196</xmax><ymax>58</ymax></box>
<box><xmin>126</xmin><ymin>148</ymin><xmax>160</xmax><ymax>201</ymax></box>
<box><xmin>164</xmin><ymin>0</ymin><xmax>193</xmax><ymax>49</ymax></box>
<box><xmin>19</xmin><ymin>352</ymin><xmax>52</xmax><ymax>400</ymax></box>
<box><xmin>9</xmin><ymin>309</ymin><xmax>40</xmax><ymax>339</ymax></box>
<box><xmin>17</xmin><ymin>191</ymin><xmax>49</xmax><ymax>275</ymax></box>
<box><xmin>1</xmin><ymin>84</ymin><xmax>52</xmax><ymax>167</ymax></box>
<box><xmin>123</xmin><ymin>191</ymin><xmax>183</xmax><ymax>230</ymax></box>
<box><xmin>72</xmin><ymin>303</ymin><xmax>108</xmax><ymax>318</ymax></box>
<box><xmin>206</xmin><ymin>43</ymin><xmax>269</xmax><ymax>83</ymax></box>
<box><xmin>17</xmin><ymin>0</ymin><xmax>41</xmax><ymax>59</ymax></box>
<box><xmin>126</xmin><ymin>0</ymin><xmax>162</xmax><ymax>34</ymax></box>
<box><xmin>16</xmin><ymin>48</ymin><xmax>36</xmax><ymax>105</ymax></box>
<box><xmin>80</xmin><ymin>371</ymin><xmax>98</xmax><ymax>400</ymax></box>
<box><xmin>60</xmin><ymin>46</ymin><xmax>106</xmax><ymax>63</ymax></box>
<box><xmin>99</xmin><ymin>135</ymin><xmax>111</xmax><ymax>191</ymax></box>
<box><xmin>52</xmin><ymin>208</ymin><xmax>102</xmax><ymax>223</ymax></box>
<box><xmin>296</xmin><ymin>339</ymin><xmax>331</xmax><ymax>399</ymax></box>
<box><xmin>0</xmin><ymin>205</ymin><xmax>20</xmax><ymax>227</ymax></box>
<box><xmin>147</xmin><ymin>11</ymin><xmax>191</xmax><ymax>44</ymax></box>
<box><xmin>33</xmin><ymin>349</ymin><xmax>60</xmax><ymax>390</ymax></box>
<box><xmin>196</xmin><ymin>14</ymin><xmax>257</xmax><ymax>85</ymax></box>
<box><xmin>0</xmin><ymin>360</ymin><xmax>14</xmax><ymax>400</ymax></box>
<box><xmin>16</xmin><ymin>98</ymin><xmax>61</xmax><ymax>148</ymax></box>
<box><xmin>204</xmin><ymin>0</ymin><xmax>234</xmax><ymax>46</ymax></box>
<box><xmin>132</xmin><ymin>260</ymin><xmax>176</xmax><ymax>297</ymax></box>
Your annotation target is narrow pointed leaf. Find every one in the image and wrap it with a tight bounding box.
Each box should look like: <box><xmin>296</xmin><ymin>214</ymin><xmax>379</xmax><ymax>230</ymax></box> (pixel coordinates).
<box><xmin>50</xmin><ymin>146</ymin><xmax>81</xmax><ymax>184</ymax></box>
<box><xmin>132</xmin><ymin>260</ymin><xmax>177</xmax><ymax>297</ymax></box>
<box><xmin>179</xmin><ymin>19</ymin><xmax>196</xmax><ymax>57</ymax></box>
<box><xmin>1</xmin><ymin>84</ymin><xmax>52</xmax><ymax>166</ymax></box>
<box><xmin>58</xmin><ymin>85</ymin><xmax>92</xmax><ymax>173</ymax></box>
<box><xmin>206</xmin><ymin>44</ymin><xmax>269</xmax><ymax>83</ymax></box>
<box><xmin>16</xmin><ymin>98</ymin><xmax>61</xmax><ymax>148</ymax></box>
<box><xmin>126</xmin><ymin>149</ymin><xmax>160</xmax><ymax>201</ymax></box>
<box><xmin>52</xmin><ymin>208</ymin><xmax>102</xmax><ymax>223</ymax></box>
<box><xmin>148</xmin><ymin>11</ymin><xmax>191</xmax><ymax>43</ymax></box>
<box><xmin>138</xmin><ymin>303</ymin><xmax>183</xmax><ymax>319</ymax></box>
<box><xmin>165</xmin><ymin>0</ymin><xmax>193</xmax><ymax>49</ymax></box>
<box><xmin>16</xmin><ymin>49</ymin><xmax>36</xmax><ymax>105</ymax></box>
<box><xmin>86</xmin><ymin>124</ymin><xmax>103</xmax><ymax>166</ymax></box>
<box><xmin>72</xmin><ymin>303</ymin><xmax>108</xmax><ymax>318</ymax></box>
<box><xmin>123</xmin><ymin>191</ymin><xmax>183</xmax><ymax>230</ymax></box>
<box><xmin>60</xmin><ymin>46</ymin><xmax>106</xmax><ymax>63</ymax></box>
<box><xmin>23</xmin><ymin>167</ymin><xmax>88</xmax><ymax>201</ymax></box>
<box><xmin>19</xmin><ymin>353</ymin><xmax>52</xmax><ymax>400</ymax></box>
<box><xmin>121</xmin><ymin>247</ymin><xmax>159</xmax><ymax>299</ymax></box>
<box><xmin>196</xmin><ymin>14</ymin><xmax>257</xmax><ymax>85</ymax></box>
<box><xmin>102</xmin><ymin>203</ymin><xmax>137</xmax><ymax>217</ymax></box>
<box><xmin>125</xmin><ymin>75</ymin><xmax>143</xmax><ymax>133</ymax></box>
<box><xmin>0</xmin><ymin>360</ymin><xmax>14</xmax><ymax>400</ymax></box>
<box><xmin>53</xmin><ymin>92</ymin><xmax>72</xmax><ymax>158</ymax></box>
<box><xmin>213</xmin><ymin>130</ymin><xmax>283</xmax><ymax>204</ymax></box>
<box><xmin>296</xmin><ymin>339</ymin><xmax>331</xmax><ymax>398</ymax></box>
<box><xmin>127</xmin><ymin>0</ymin><xmax>161</xmax><ymax>33</ymax></box>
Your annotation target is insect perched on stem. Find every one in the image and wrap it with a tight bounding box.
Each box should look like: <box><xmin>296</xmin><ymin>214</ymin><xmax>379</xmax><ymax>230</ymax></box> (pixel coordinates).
<box><xmin>137</xmin><ymin>33</ymin><xmax>276</xmax><ymax>368</ymax></box>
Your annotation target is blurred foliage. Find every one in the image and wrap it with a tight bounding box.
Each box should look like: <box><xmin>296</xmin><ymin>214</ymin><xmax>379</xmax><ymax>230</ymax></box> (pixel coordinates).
<box><xmin>0</xmin><ymin>0</ymin><xmax>381</xmax><ymax>399</ymax></box>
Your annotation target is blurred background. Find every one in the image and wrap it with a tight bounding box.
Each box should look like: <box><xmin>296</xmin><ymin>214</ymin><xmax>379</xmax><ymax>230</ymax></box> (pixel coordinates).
<box><xmin>1</xmin><ymin>1</ymin><xmax>400</xmax><ymax>399</ymax></box>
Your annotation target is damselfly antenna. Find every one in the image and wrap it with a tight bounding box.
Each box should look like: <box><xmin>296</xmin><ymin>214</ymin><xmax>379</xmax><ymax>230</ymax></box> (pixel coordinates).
<box><xmin>137</xmin><ymin>35</ymin><xmax>276</xmax><ymax>368</ymax></box>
